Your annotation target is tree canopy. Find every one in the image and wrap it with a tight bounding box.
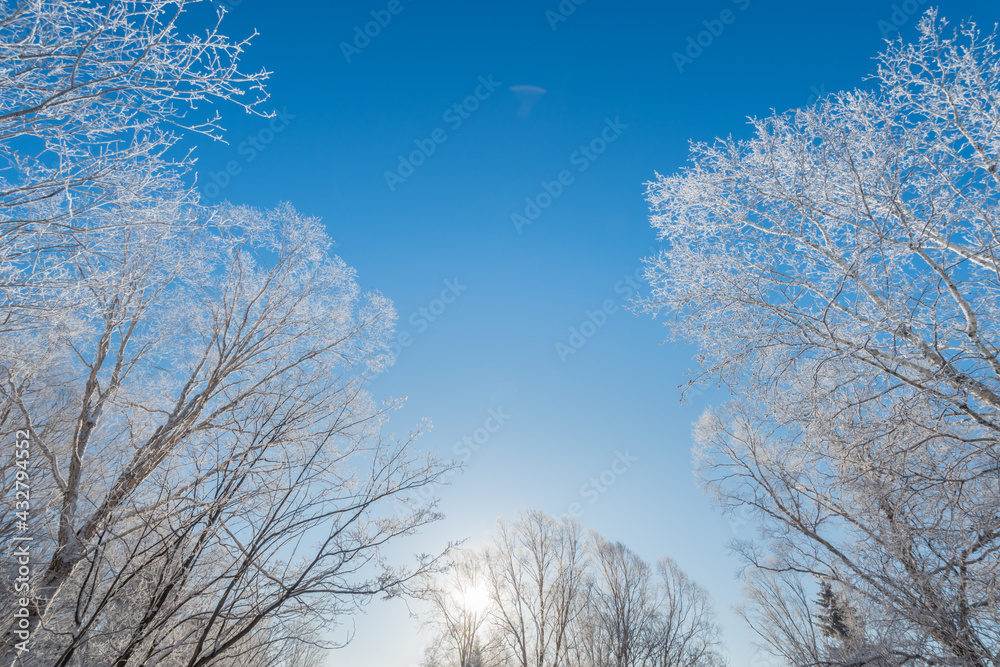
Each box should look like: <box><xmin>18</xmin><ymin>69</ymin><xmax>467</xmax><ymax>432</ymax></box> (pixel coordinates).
<box><xmin>642</xmin><ymin>10</ymin><xmax>1000</xmax><ymax>667</ymax></box>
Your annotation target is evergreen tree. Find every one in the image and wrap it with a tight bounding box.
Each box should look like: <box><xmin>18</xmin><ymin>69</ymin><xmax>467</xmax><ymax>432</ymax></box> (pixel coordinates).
<box><xmin>815</xmin><ymin>579</ymin><xmax>853</xmax><ymax>642</ymax></box>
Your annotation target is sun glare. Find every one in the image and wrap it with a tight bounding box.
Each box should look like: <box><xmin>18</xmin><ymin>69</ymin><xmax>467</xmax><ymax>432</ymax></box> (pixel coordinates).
<box><xmin>454</xmin><ymin>583</ymin><xmax>491</xmax><ymax>615</ymax></box>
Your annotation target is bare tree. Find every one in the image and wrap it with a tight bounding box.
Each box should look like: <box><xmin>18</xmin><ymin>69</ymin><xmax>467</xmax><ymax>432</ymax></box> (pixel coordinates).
<box><xmin>484</xmin><ymin>510</ymin><xmax>588</xmax><ymax>667</ymax></box>
<box><xmin>738</xmin><ymin>569</ymin><xmax>918</xmax><ymax>667</ymax></box>
<box><xmin>641</xmin><ymin>11</ymin><xmax>1000</xmax><ymax>667</ymax></box>
<box><xmin>693</xmin><ymin>393</ymin><xmax>999</xmax><ymax>666</ymax></box>
<box><xmin>417</xmin><ymin>552</ymin><xmax>501</xmax><ymax>667</ymax></box>
<box><xmin>419</xmin><ymin>512</ymin><xmax>726</xmax><ymax>667</ymax></box>
<box><xmin>644</xmin><ymin>557</ymin><xmax>726</xmax><ymax>667</ymax></box>
<box><xmin>736</xmin><ymin>569</ymin><xmax>830</xmax><ymax>667</ymax></box>
<box><xmin>577</xmin><ymin>536</ymin><xmax>657</xmax><ymax>667</ymax></box>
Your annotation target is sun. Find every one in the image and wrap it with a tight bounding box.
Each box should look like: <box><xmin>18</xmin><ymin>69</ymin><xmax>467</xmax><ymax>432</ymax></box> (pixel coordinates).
<box><xmin>453</xmin><ymin>583</ymin><xmax>491</xmax><ymax>615</ymax></box>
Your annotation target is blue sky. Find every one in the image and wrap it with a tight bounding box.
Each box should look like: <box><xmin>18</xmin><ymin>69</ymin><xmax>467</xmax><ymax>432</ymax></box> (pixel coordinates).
<box><xmin>190</xmin><ymin>1</ymin><xmax>1000</xmax><ymax>664</ymax></box>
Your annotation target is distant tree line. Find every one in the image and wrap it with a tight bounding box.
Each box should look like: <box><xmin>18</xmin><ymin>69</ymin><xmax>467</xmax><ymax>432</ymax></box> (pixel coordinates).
<box><xmin>418</xmin><ymin>509</ymin><xmax>727</xmax><ymax>667</ymax></box>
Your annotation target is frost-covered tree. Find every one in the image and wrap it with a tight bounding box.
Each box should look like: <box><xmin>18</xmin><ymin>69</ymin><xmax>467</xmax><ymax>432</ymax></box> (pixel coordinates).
<box><xmin>0</xmin><ymin>0</ymin><xmax>269</xmax><ymax>336</ymax></box>
<box><xmin>0</xmin><ymin>202</ymin><xmax>449</xmax><ymax>666</ymax></box>
<box><xmin>0</xmin><ymin>2</ymin><xmax>450</xmax><ymax>665</ymax></box>
<box><xmin>642</xmin><ymin>10</ymin><xmax>1000</xmax><ymax>667</ymax></box>
<box><xmin>816</xmin><ymin>579</ymin><xmax>856</xmax><ymax>645</ymax></box>
<box><xmin>738</xmin><ymin>569</ymin><xmax>902</xmax><ymax>667</ymax></box>
<box><xmin>574</xmin><ymin>540</ymin><xmax>725</xmax><ymax>667</ymax></box>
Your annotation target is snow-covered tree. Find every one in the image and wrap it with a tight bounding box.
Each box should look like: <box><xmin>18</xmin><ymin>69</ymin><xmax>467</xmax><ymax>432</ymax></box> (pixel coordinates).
<box><xmin>642</xmin><ymin>10</ymin><xmax>1000</xmax><ymax>667</ymax></box>
<box><xmin>0</xmin><ymin>0</ymin><xmax>269</xmax><ymax>336</ymax></box>
<box><xmin>0</xmin><ymin>202</ymin><xmax>449</xmax><ymax>665</ymax></box>
<box><xmin>0</xmin><ymin>2</ymin><xmax>450</xmax><ymax>664</ymax></box>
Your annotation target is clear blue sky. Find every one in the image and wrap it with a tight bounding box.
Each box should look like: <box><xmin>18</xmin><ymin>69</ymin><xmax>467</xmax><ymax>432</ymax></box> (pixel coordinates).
<box><xmin>190</xmin><ymin>1</ymin><xmax>1000</xmax><ymax>664</ymax></box>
